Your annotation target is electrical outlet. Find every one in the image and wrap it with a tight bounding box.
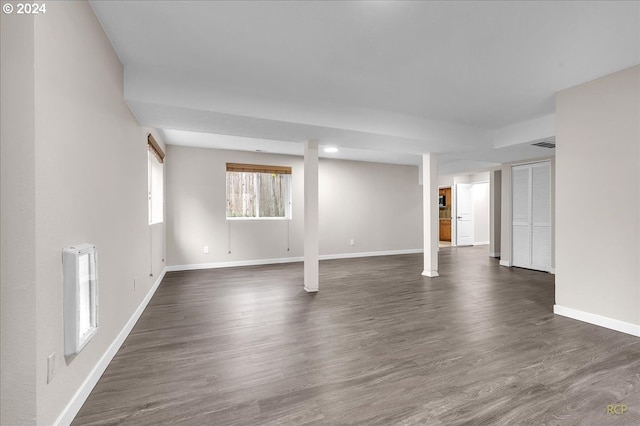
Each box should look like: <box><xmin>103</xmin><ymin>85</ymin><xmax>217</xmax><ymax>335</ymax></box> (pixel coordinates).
<box><xmin>47</xmin><ymin>353</ymin><xmax>56</xmax><ymax>384</ymax></box>
<box><xmin>204</xmin><ymin>246</ymin><xmax>209</xmax><ymax>254</ymax></box>
<box><xmin>350</xmin><ymin>239</ymin><xmax>355</xmax><ymax>246</ymax></box>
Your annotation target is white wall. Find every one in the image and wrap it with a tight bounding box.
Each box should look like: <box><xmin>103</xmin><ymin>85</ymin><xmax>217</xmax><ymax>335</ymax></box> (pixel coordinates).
<box><xmin>165</xmin><ymin>146</ymin><xmax>423</xmax><ymax>267</ymax></box>
<box><xmin>556</xmin><ymin>65</ymin><xmax>640</xmax><ymax>329</ymax></box>
<box><xmin>1</xmin><ymin>2</ymin><xmax>166</xmax><ymax>424</ymax></box>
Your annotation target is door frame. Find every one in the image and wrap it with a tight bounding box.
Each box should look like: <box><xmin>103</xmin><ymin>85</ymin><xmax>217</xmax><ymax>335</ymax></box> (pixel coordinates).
<box><xmin>510</xmin><ymin>159</ymin><xmax>552</xmax><ymax>272</ymax></box>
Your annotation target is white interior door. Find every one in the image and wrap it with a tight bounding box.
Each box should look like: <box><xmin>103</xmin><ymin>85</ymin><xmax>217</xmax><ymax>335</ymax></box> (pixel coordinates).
<box><xmin>511</xmin><ymin>165</ymin><xmax>531</xmax><ymax>267</ymax></box>
<box><xmin>456</xmin><ymin>183</ymin><xmax>474</xmax><ymax>246</ymax></box>
<box><xmin>511</xmin><ymin>161</ymin><xmax>551</xmax><ymax>271</ymax></box>
<box><xmin>530</xmin><ymin>162</ymin><xmax>551</xmax><ymax>271</ymax></box>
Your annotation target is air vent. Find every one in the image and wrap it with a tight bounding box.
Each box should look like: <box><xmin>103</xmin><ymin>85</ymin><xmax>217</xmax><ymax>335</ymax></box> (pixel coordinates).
<box><xmin>531</xmin><ymin>140</ymin><xmax>556</xmax><ymax>149</ymax></box>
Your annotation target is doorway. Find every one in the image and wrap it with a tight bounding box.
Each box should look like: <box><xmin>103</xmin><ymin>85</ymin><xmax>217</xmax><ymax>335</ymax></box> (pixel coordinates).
<box><xmin>439</xmin><ymin>187</ymin><xmax>452</xmax><ymax>246</ymax></box>
<box><xmin>456</xmin><ymin>183</ymin><xmax>474</xmax><ymax>246</ymax></box>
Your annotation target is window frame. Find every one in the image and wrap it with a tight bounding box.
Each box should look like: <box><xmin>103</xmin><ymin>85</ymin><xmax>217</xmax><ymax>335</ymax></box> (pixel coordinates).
<box><xmin>148</xmin><ymin>134</ymin><xmax>164</xmax><ymax>225</ymax></box>
<box><xmin>225</xmin><ymin>163</ymin><xmax>292</xmax><ymax>221</ymax></box>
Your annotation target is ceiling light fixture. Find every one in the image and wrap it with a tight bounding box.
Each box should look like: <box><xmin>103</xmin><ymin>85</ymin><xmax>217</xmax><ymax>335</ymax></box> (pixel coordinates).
<box><xmin>324</xmin><ymin>147</ymin><xmax>339</xmax><ymax>153</ymax></box>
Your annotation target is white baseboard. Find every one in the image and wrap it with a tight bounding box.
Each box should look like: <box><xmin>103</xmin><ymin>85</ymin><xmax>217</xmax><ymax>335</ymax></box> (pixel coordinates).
<box><xmin>165</xmin><ymin>257</ymin><xmax>303</xmax><ymax>271</ymax></box>
<box><xmin>320</xmin><ymin>248</ymin><xmax>423</xmax><ymax>261</ymax></box>
<box><xmin>553</xmin><ymin>305</ymin><xmax>640</xmax><ymax>337</ymax></box>
<box><xmin>422</xmin><ymin>270</ymin><xmax>439</xmax><ymax>277</ymax></box>
<box><xmin>549</xmin><ymin>268</ymin><xmax>556</xmax><ymax>275</ymax></box>
<box><xmin>54</xmin><ymin>268</ymin><xmax>167</xmax><ymax>426</ymax></box>
<box><xmin>166</xmin><ymin>249</ymin><xmax>425</xmax><ymax>272</ymax></box>
<box><xmin>499</xmin><ymin>260</ymin><xmax>511</xmax><ymax>267</ymax></box>
<box><xmin>474</xmin><ymin>241</ymin><xmax>490</xmax><ymax>246</ymax></box>
<box><xmin>489</xmin><ymin>252</ymin><xmax>501</xmax><ymax>258</ymax></box>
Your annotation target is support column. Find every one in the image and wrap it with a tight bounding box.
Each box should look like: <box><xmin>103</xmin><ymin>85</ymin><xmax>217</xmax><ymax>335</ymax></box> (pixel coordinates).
<box><xmin>489</xmin><ymin>169</ymin><xmax>502</xmax><ymax>258</ymax></box>
<box><xmin>422</xmin><ymin>154</ymin><xmax>439</xmax><ymax>277</ymax></box>
<box><xmin>304</xmin><ymin>140</ymin><xmax>319</xmax><ymax>292</ymax></box>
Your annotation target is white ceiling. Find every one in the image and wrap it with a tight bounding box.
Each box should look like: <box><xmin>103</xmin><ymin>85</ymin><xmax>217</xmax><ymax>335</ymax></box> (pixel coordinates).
<box><xmin>90</xmin><ymin>0</ymin><xmax>640</xmax><ymax>173</ymax></box>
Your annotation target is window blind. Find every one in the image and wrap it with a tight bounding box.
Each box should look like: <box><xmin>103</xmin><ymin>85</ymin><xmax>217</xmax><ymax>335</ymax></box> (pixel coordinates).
<box><xmin>148</xmin><ymin>134</ymin><xmax>165</xmax><ymax>164</ymax></box>
<box><xmin>226</xmin><ymin>163</ymin><xmax>291</xmax><ymax>175</ymax></box>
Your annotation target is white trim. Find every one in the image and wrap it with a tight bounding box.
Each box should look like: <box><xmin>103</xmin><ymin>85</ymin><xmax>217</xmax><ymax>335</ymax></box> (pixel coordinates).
<box><xmin>422</xmin><ymin>270</ymin><xmax>439</xmax><ymax>277</ymax></box>
<box><xmin>54</xmin><ymin>268</ymin><xmax>167</xmax><ymax>426</ymax></box>
<box><xmin>549</xmin><ymin>268</ymin><xmax>556</xmax><ymax>275</ymax></box>
<box><xmin>499</xmin><ymin>260</ymin><xmax>511</xmax><ymax>267</ymax></box>
<box><xmin>226</xmin><ymin>216</ymin><xmax>290</xmax><ymax>221</ymax></box>
<box><xmin>165</xmin><ymin>249</ymin><xmax>425</xmax><ymax>272</ymax></box>
<box><xmin>166</xmin><ymin>257</ymin><xmax>303</xmax><ymax>271</ymax></box>
<box><xmin>489</xmin><ymin>252</ymin><xmax>501</xmax><ymax>258</ymax></box>
<box><xmin>473</xmin><ymin>241</ymin><xmax>490</xmax><ymax>246</ymax></box>
<box><xmin>320</xmin><ymin>248</ymin><xmax>423</xmax><ymax>261</ymax></box>
<box><xmin>553</xmin><ymin>305</ymin><xmax>640</xmax><ymax>337</ymax></box>
<box><xmin>510</xmin><ymin>157</ymin><xmax>554</xmax><ymax>168</ymax></box>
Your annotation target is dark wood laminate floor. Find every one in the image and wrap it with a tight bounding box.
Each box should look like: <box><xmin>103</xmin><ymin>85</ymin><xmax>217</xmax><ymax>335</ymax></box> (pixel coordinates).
<box><xmin>73</xmin><ymin>247</ymin><xmax>640</xmax><ymax>425</ymax></box>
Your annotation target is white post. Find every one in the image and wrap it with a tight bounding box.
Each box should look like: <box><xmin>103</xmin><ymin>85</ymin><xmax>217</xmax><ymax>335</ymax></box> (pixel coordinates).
<box><xmin>304</xmin><ymin>140</ymin><xmax>319</xmax><ymax>292</ymax></box>
<box><xmin>422</xmin><ymin>153</ymin><xmax>439</xmax><ymax>277</ymax></box>
<box><xmin>489</xmin><ymin>169</ymin><xmax>502</xmax><ymax>258</ymax></box>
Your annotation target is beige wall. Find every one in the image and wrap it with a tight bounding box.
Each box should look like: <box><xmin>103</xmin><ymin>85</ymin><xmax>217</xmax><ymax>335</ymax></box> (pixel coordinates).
<box><xmin>319</xmin><ymin>159</ymin><xmax>423</xmax><ymax>254</ymax></box>
<box><xmin>1</xmin><ymin>2</ymin><xmax>166</xmax><ymax>424</ymax></box>
<box><xmin>556</xmin><ymin>65</ymin><xmax>640</xmax><ymax>326</ymax></box>
<box><xmin>166</xmin><ymin>146</ymin><xmax>423</xmax><ymax>267</ymax></box>
<box><xmin>1</xmin><ymin>11</ymin><xmax>38</xmax><ymax>425</ymax></box>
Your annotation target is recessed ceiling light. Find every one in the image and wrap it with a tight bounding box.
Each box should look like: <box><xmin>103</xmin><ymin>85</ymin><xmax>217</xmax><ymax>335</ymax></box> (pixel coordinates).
<box><xmin>324</xmin><ymin>147</ymin><xmax>339</xmax><ymax>153</ymax></box>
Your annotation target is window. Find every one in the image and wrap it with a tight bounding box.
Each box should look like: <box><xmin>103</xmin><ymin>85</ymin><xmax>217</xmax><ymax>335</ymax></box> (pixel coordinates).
<box><xmin>226</xmin><ymin>163</ymin><xmax>292</xmax><ymax>219</ymax></box>
<box><xmin>148</xmin><ymin>134</ymin><xmax>164</xmax><ymax>224</ymax></box>
<box><xmin>63</xmin><ymin>244</ymin><xmax>98</xmax><ymax>356</ymax></box>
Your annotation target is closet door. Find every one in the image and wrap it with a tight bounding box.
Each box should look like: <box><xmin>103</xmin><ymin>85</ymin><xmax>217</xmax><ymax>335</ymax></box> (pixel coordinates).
<box><xmin>530</xmin><ymin>162</ymin><xmax>551</xmax><ymax>271</ymax></box>
<box><xmin>511</xmin><ymin>161</ymin><xmax>551</xmax><ymax>272</ymax></box>
<box><xmin>511</xmin><ymin>165</ymin><xmax>531</xmax><ymax>268</ymax></box>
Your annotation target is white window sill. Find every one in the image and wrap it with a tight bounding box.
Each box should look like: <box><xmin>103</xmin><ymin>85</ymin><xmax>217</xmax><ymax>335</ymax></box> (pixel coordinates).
<box><xmin>226</xmin><ymin>217</ymin><xmax>291</xmax><ymax>221</ymax></box>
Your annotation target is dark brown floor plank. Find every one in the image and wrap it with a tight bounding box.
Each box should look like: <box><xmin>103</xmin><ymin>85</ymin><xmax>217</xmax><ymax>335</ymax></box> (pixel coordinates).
<box><xmin>73</xmin><ymin>246</ymin><xmax>640</xmax><ymax>425</ymax></box>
